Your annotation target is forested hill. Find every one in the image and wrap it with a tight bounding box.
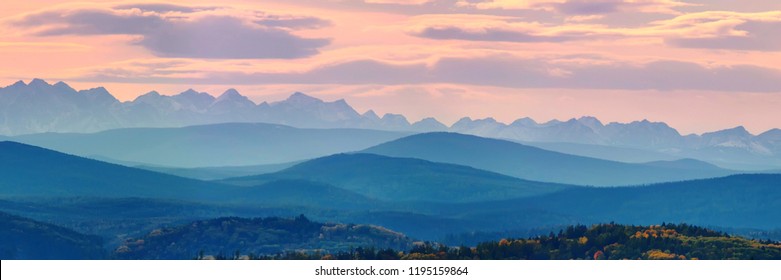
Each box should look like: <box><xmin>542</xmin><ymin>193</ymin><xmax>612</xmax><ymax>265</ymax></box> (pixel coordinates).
<box><xmin>0</xmin><ymin>211</ymin><xmax>105</xmax><ymax>259</ymax></box>
<box><xmin>459</xmin><ymin>223</ymin><xmax>781</xmax><ymax>260</ymax></box>
<box><xmin>241</xmin><ymin>223</ymin><xmax>781</xmax><ymax>260</ymax></box>
<box><xmin>113</xmin><ymin>215</ymin><xmax>413</xmax><ymax>260</ymax></box>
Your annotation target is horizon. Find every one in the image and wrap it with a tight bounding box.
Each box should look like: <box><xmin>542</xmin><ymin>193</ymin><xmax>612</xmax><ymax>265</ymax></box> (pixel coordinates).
<box><xmin>2</xmin><ymin>1</ymin><xmax>781</xmax><ymax>134</ymax></box>
<box><xmin>2</xmin><ymin>78</ymin><xmax>776</xmax><ymax>136</ymax></box>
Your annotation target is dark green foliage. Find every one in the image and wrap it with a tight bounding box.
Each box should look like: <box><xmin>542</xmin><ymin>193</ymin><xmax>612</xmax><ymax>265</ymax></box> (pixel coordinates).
<box><xmin>507</xmin><ymin>174</ymin><xmax>781</xmax><ymax>229</ymax></box>
<box><xmin>462</xmin><ymin>223</ymin><xmax>781</xmax><ymax>260</ymax></box>
<box><xmin>0</xmin><ymin>197</ymin><xmax>300</xmax><ymax>248</ymax></box>
<box><xmin>236</xmin><ymin>223</ymin><xmax>781</xmax><ymax>260</ymax></box>
<box><xmin>363</xmin><ymin>132</ymin><xmax>735</xmax><ymax>186</ymax></box>
<box><xmin>0</xmin><ymin>211</ymin><xmax>105</xmax><ymax>259</ymax></box>
<box><xmin>113</xmin><ymin>215</ymin><xmax>413</xmax><ymax>260</ymax></box>
<box><xmin>221</xmin><ymin>153</ymin><xmax>571</xmax><ymax>202</ymax></box>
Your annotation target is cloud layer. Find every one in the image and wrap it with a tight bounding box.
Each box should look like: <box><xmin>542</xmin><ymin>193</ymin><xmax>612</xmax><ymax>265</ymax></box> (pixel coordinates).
<box><xmin>78</xmin><ymin>55</ymin><xmax>781</xmax><ymax>93</ymax></box>
<box><xmin>12</xmin><ymin>5</ymin><xmax>330</xmax><ymax>59</ymax></box>
<box><xmin>408</xmin><ymin>11</ymin><xmax>781</xmax><ymax>51</ymax></box>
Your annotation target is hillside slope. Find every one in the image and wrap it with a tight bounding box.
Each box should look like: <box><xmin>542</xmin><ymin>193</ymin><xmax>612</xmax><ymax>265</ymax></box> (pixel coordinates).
<box><xmin>113</xmin><ymin>215</ymin><xmax>413</xmax><ymax>259</ymax></box>
<box><xmin>221</xmin><ymin>153</ymin><xmax>572</xmax><ymax>202</ymax></box>
<box><xmin>0</xmin><ymin>211</ymin><xmax>105</xmax><ymax>259</ymax></box>
<box><xmin>11</xmin><ymin>123</ymin><xmax>408</xmax><ymax>167</ymax></box>
<box><xmin>364</xmin><ymin>132</ymin><xmax>735</xmax><ymax>186</ymax></box>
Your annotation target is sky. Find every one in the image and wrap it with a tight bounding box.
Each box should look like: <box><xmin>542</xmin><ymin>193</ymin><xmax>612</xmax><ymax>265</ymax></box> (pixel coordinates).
<box><xmin>1</xmin><ymin>0</ymin><xmax>780</xmax><ymax>134</ymax></box>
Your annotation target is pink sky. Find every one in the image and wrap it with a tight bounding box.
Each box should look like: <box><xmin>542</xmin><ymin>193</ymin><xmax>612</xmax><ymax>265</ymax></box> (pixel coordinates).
<box><xmin>1</xmin><ymin>0</ymin><xmax>780</xmax><ymax>134</ymax></box>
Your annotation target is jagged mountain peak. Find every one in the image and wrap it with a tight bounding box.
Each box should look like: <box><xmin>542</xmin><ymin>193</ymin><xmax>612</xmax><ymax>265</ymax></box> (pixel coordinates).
<box><xmin>80</xmin><ymin>87</ymin><xmax>113</xmax><ymax>98</ymax></box>
<box><xmin>706</xmin><ymin>126</ymin><xmax>752</xmax><ymax>137</ymax></box>
<box><xmin>175</xmin><ymin>89</ymin><xmax>214</xmax><ymax>100</ymax></box>
<box><xmin>456</xmin><ymin>117</ymin><xmax>473</xmax><ymax>123</ymax></box>
<box><xmin>81</xmin><ymin>86</ymin><xmax>108</xmax><ymax>94</ymax></box>
<box><xmin>578</xmin><ymin>116</ymin><xmax>603</xmax><ymax>125</ymax></box>
<box><xmin>411</xmin><ymin>117</ymin><xmax>447</xmax><ymax>132</ymax></box>
<box><xmin>142</xmin><ymin>90</ymin><xmax>161</xmax><ymax>97</ymax></box>
<box><xmin>759</xmin><ymin>128</ymin><xmax>781</xmax><ymax>138</ymax></box>
<box><xmin>133</xmin><ymin>91</ymin><xmax>165</xmax><ymax>103</ymax></box>
<box><xmin>363</xmin><ymin>110</ymin><xmax>380</xmax><ymax>120</ymax></box>
<box><xmin>11</xmin><ymin>80</ymin><xmax>26</xmax><ymax>87</ymax></box>
<box><xmin>179</xmin><ymin>88</ymin><xmax>201</xmax><ymax>95</ymax></box>
<box><xmin>511</xmin><ymin>117</ymin><xmax>538</xmax><ymax>127</ymax></box>
<box><xmin>286</xmin><ymin>91</ymin><xmax>320</xmax><ymax>102</ymax></box>
<box><xmin>29</xmin><ymin>78</ymin><xmax>50</xmax><ymax>87</ymax></box>
<box><xmin>334</xmin><ymin>98</ymin><xmax>350</xmax><ymax>106</ymax></box>
<box><xmin>219</xmin><ymin>88</ymin><xmax>241</xmax><ymax>97</ymax></box>
<box><xmin>52</xmin><ymin>81</ymin><xmax>78</xmax><ymax>94</ymax></box>
<box><xmin>417</xmin><ymin>117</ymin><xmax>441</xmax><ymax>123</ymax></box>
<box><xmin>214</xmin><ymin>89</ymin><xmax>254</xmax><ymax>107</ymax></box>
<box><xmin>540</xmin><ymin>119</ymin><xmax>562</xmax><ymax>126</ymax></box>
<box><xmin>382</xmin><ymin>113</ymin><xmax>407</xmax><ymax>120</ymax></box>
<box><xmin>53</xmin><ymin>81</ymin><xmax>74</xmax><ymax>90</ymax></box>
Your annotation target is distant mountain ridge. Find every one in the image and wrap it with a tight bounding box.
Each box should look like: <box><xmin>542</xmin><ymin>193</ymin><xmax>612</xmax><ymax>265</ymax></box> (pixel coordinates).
<box><xmin>362</xmin><ymin>132</ymin><xmax>737</xmax><ymax>186</ymax></box>
<box><xmin>1</xmin><ymin>79</ymin><xmax>779</xmax><ymax>169</ymax></box>
<box><xmin>3</xmin><ymin>140</ymin><xmax>781</xmax><ymax>245</ymax></box>
<box><xmin>9</xmin><ymin>123</ymin><xmax>408</xmax><ymax>167</ymax></box>
<box><xmin>451</xmin><ymin>117</ymin><xmax>781</xmax><ymax>170</ymax></box>
<box><xmin>220</xmin><ymin>153</ymin><xmax>572</xmax><ymax>202</ymax></box>
<box><xmin>0</xmin><ymin>79</ymin><xmax>444</xmax><ymax>135</ymax></box>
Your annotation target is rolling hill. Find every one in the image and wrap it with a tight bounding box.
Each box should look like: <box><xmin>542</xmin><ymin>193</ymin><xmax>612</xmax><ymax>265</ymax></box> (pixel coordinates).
<box><xmin>518</xmin><ymin>140</ymin><xmax>681</xmax><ymax>163</ymax></box>
<box><xmin>4</xmin><ymin>141</ymin><xmax>780</xmax><ymax>247</ymax></box>
<box><xmin>227</xmin><ymin>179</ymin><xmax>378</xmax><ymax>209</ymax></box>
<box><xmin>10</xmin><ymin>123</ymin><xmax>408</xmax><ymax>167</ymax></box>
<box><xmin>0</xmin><ymin>141</ymin><xmax>231</xmax><ymax>200</ymax></box>
<box><xmin>0</xmin><ymin>211</ymin><xmax>105</xmax><ymax>259</ymax></box>
<box><xmin>402</xmin><ymin>223</ymin><xmax>781</xmax><ymax>260</ymax></box>
<box><xmin>221</xmin><ymin>153</ymin><xmax>572</xmax><ymax>202</ymax></box>
<box><xmin>113</xmin><ymin>215</ymin><xmax>413</xmax><ymax>259</ymax></box>
<box><xmin>454</xmin><ymin>174</ymin><xmax>781</xmax><ymax>231</ymax></box>
<box><xmin>137</xmin><ymin>161</ymin><xmax>300</xmax><ymax>180</ymax></box>
<box><xmin>0</xmin><ymin>141</ymin><xmax>374</xmax><ymax>209</ymax></box>
<box><xmin>363</xmin><ymin>132</ymin><xmax>736</xmax><ymax>186</ymax></box>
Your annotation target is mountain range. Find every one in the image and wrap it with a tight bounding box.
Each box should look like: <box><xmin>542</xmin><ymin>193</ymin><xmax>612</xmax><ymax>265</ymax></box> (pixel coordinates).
<box><xmin>7</xmin><ymin>122</ymin><xmax>407</xmax><ymax>167</ymax></box>
<box><xmin>220</xmin><ymin>153</ymin><xmax>572</xmax><ymax>201</ymax></box>
<box><xmin>362</xmin><ymin>132</ymin><xmax>737</xmax><ymax>186</ymax></box>
<box><xmin>2</xmin><ymin>140</ymin><xmax>781</xmax><ymax>244</ymax></box>
<box><xmin>0</xmin><ymin>79</ymin><xmax>441</xmax><ymax>135</ymax></box>
<box><xmin>1</xmin><ymin>79</ymin><xmax>779</xmax><ymax>170</ymax></box>
<box><xmin>453</xmin><ymin>117</ymin><xmax>781</xmax><ymax>170</ymax></box>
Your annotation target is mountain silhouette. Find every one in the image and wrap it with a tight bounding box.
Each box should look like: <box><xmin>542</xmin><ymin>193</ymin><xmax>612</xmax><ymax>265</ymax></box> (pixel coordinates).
<box><xmin>363</xmin><ymin>132</ymin><xmax>737</xmax><ymax>186</ymax></box>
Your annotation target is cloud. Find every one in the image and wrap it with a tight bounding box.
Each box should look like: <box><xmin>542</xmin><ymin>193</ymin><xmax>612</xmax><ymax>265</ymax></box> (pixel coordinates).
<box><xmin>255</xmin><ymin>15</ymin><xmax>332</xmax><ymax>29</ymax></box>
<box><xmin>555</xmin><ymin>1</ymin><xmax>623</xmax><ymax>15</ymax></box>
<box><xmin>11</xmin><ymin>4</ymin><xmax>330</xmax><ymax>59</ymax></box>
<box><xmin>417</xmin><ymin>26</ymin><xmax>576</xmax><ymax>42</ymax></box>
<box><xmin>565</xmin><ymin>15</ymin><xmax>606</xmax><ymax>23</ymax></box>
<box><xmin>137</xmin><ymin>16</ymin><xmax>329</xmax><ymax>59</ymax></box>
<box><xmin>364</xmin><ymin>0</ymin><xmax>434</xmax><ymax>4</ymax></box>
<box><xmin>666</xmin><ymin>21</ymin><xmax>781</xmax><ymax>51</ymax></box>
<box><xmin>460</xmin><ymin>0</ymin><xmax>691</xmax><ymax>15</ymax></box>
<box><xmin>75</xmin><ymin>55</ymin><xmax>781</xmax><ymax>93</ymax></box>
<box><xmin>407</xmin><ymin>14</ymin><xmax>616</xmax><ymax>43</ymax></box>
<box><xmin>655</xmin><ymin>11</ymin><xmax>781</xmax><ymax>51</ymax></box>
<box><xmin>408</xmin><ymin>11</ymin><xmax>781</xmax><ymax>51</ymax></box>
<box><xmin>112</xmin><ymin>3</ymin><xmax>220</xmax><ymax>13</ymax></box>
